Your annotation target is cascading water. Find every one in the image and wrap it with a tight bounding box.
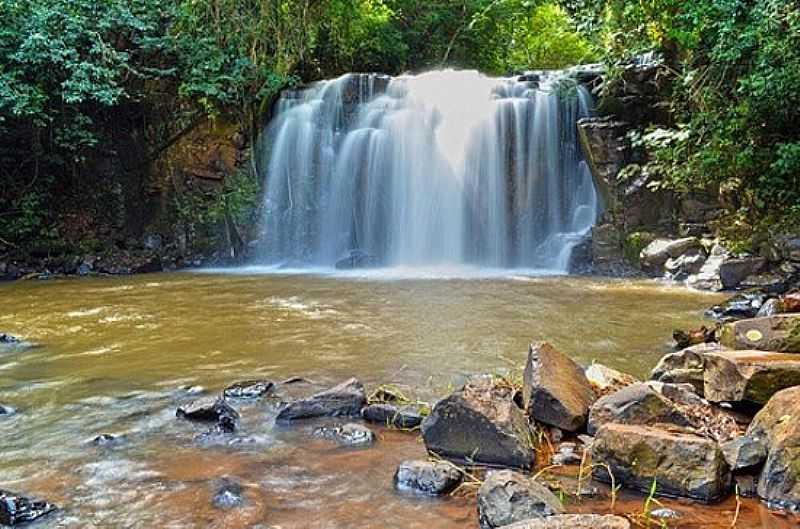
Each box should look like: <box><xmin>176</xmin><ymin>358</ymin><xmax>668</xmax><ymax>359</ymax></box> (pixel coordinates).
<box><xmin>256</xmin><ymin>69</ymin><xmax>599</xmax><ymax>271</ymax></box>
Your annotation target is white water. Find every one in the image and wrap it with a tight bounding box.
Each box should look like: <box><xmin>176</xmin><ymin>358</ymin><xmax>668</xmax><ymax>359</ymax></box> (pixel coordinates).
<box><xmin>257</xmin><ymin>69</ymin><xmax>599</xmax><ymax>271</ymax></box>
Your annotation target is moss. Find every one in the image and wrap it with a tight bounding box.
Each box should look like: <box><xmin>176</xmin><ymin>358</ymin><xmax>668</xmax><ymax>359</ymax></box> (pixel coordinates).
<box><xmin>623</xmin><ymin>231</ymin><xmax>656</xmax><ymax>266</ymax></box>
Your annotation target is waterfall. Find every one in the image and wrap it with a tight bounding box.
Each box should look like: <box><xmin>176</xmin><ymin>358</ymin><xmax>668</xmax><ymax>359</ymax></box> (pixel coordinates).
<box><xmin>256</xmin><ymin>69</ymin><xmax>599</xmax><ymax>271</ymax></box>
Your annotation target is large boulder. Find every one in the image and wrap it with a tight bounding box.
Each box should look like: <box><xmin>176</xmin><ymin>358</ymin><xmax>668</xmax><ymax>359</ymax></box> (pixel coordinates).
<box><xmin>362</xmin><ymin>403</ymin><xmax>423</xmax><ymax>429</ymax></box>
<box><xmin>276</xmin><ymin>378</ymin><xmax>366</xmax><ymax>421</ymax></box>
<box><xmin>650</xmin><ymin>343</ymin><xmax>725</xmax><ymax>394</ymax></box>
<box><xmin>522</xmin><ymin>342</ymin><xmax>596</xmax><ymax>432</ymax></box>
<box><xmin>477</xmin><ymin>470</ymin><xmax>564</xmax><ymax>529</ymax></box>
<box><xmin>591</xmin><ymin>423</ymin><xmax>731</xmax><ymax>502</ymax></box>
<box><xmin>719</xmin><ymin>314</ymin><xmax>800</xmax><ymax>353</ymax></box>
<box><xmin>421</xmin><ymin>377</ymin><xmax>536</xmax><ymax>470</ymax></box>
<box><xmin>498</xmin><ymin>514</ymin><xmax>631</xmax><ymax>529</ymax></box>
<box><xmin>664</xmin><ymin>247</ymin><xmax>707</xmax><ymax>281</ymax></box>
<box><xmin>742</xmin><ymin>386</ymin><xmax>800</xmax><ymax>509</ymax></box>
<box><xmin>0</xmin><ymin>490</ymin><xmax>57</xmax><ymax>526</ymax></box>
<box><xmin>394</xmin><ymin>460</ymin><xmax>462</xmax><ymax>495</ymax></box>
<box><xmin>640</xmin><ymin>237</ymin><xmax>703</xmax><ymax>275</ymax></box>
<box><xmin>703</xmin><ymin>350</ymin><xmax>800</xmax><ymax>404</ymax></box>
<box><xmin>719</xmin><ymin>257</ymin><xmax>767</xmax><ymax>290</ymax></box>
<box><xmin>687</xmin><ymin>244</ymin><xmax>730</xmax><ymax>291</ymax></box>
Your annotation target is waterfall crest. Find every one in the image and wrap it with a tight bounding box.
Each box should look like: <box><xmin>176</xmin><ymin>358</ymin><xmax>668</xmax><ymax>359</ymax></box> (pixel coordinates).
<box><xmin>257</xmin><ymin>69</ymin><xmax>599</xmax><ymax>271</ymax></box>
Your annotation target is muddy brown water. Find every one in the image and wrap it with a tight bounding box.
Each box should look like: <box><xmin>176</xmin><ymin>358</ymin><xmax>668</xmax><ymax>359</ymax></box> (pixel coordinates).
<box><xmin>0</xmin><ymin>270</ymin><xmax>795</xmax><ymax>528</ymax></box>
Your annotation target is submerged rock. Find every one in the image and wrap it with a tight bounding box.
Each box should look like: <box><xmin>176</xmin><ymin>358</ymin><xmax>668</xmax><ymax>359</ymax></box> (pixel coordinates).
<box><xmin>703</xmin><ymin>350</ymin><xmax>800</xmax><ymax>404</ymax></box>
<box><xmin>177</xmin><ymin>396</ymin><xmax>239</xmax><ymax>424</ymax></box>
<box><xmin>0</xmin><ymin>333</ymin><xmax>35</xmax><ymax>351</ymax></box>
<box><xmin>499</xmin><ymin>514</ymin><xmax>631</xmax><ymax>529</ymax></box>
<box><xmin>362</xmin><ymin>403</ymin><xmax>423</xmax><ymax>429</ymax></box>
<box><xmin>90</xmin><ymin>433</ymin><xmax>126</xmax><ymax>447</ymax></box>
<box><xmin>394</xmin><ymin>460</ymin><xmax>462</xmax><ymax>495</ymax></box>
<box><xmin>223</xmin><ymin>380</ymin><xmax>275</xmax><ymax>399</ymax></box>
<box><xmin>276</xmin><ymin>378</ymin><xmax>366</xmax><ymax>421</ymax></box>
<box><xmin>212</xmin><ymin>478</ymin><xmax>244</xmax><ymax>509</ymax></box>
<box><xmin>719</xmin><ymin>314</ymin><xmax>800</xmax><ymax>353</ymax></box>
<box><xmin>477</xmin><ymin>470</ymin><xmax>564</xmax><ymax>529</ymax></box>
<box><xmin>0</xmin><ymin>489</ymin><xmax>58</xmax><ymax>526</ymax></box>
<box><xmin>0</xmin><ymin>404</ymin><xmax>16</xmax><ymax>416</ymax></box>
<box><xmin>584</xmin><ymin>363</ymin><xmax>638</xmax><ymax>397</ymax></box>
<box><xmin>421</xmin><ymin>376</ymin><xmax>535</xmax><ymax>470</ymax></box>
<box><xmin>312</xmin><ymin>423</ymin><xmax>376</xmax><ymax>446</ymax></box>
<box><xmin>592</xmin><ymin>423</ymin><xmax>731</xmax><ymax>502</ymax></box>
<box><xmin>522</xmin><ymin>342</ymin><xmax>596</xmax><ymax>432</ymax></box>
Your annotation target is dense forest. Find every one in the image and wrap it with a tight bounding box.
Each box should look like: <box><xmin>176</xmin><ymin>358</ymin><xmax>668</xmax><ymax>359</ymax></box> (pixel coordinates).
<box><xmin>1</xmin><ymin>0</ymin><xmax>798</xmax><ymax>261</ymax></box>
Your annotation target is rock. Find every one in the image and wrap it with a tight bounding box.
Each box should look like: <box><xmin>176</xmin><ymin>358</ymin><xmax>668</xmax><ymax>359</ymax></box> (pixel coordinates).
<box><xmin>734</xmin><ymin>474</ymin><xmax>758</xmax><ymax>498</ymax></box>
<box><xmin>665</xmin><ymin>248</ymin><xmax>707</xmax><ymax>280</ymax></box>
<box><xmin>522</xmin><ymin>342</ymin><xmax>596</xmax><ymax>432</ymax></box>
<box><xmin>706</xmin><ymin>292</ymin><xmax>771</xmax><ymax>322</ymax></box>
<box><xmin>0</xmin><ymin>333</ymin><xmax>34</xmax><ymax>351</ymax></box>
<box><xmin>672</xmin><ymin>326</ymin><xmax>715</xmax><ymax>349</ymax></box>
<box><xmin>276</xmin><ymin>378</ymin><xmax>366</xmax><ymax>421</ymax></box>
<box><xmin>640</xmin><ymin>237</ymin><xmax>703</xmax><ymax>275</ymax></box>
<box><xmin>312</xmin><ymin>423</ymin><xmax>375</xmax><ymax>446</ymax></box>
<box><xmin>649</xmin><ymin>508</ymin><xmax>682</xmax><ymax>520</ymax></box>
<box><xmin>497</xmin><ymin>514</ymin><xmax>630</xmax><ymax>529</ymax></box>
<box><xmin>335</xmin><ymin>249</ymin><xmax>379</xmax><ymax>270</ymax></box>
<box><xmin>223</xmin><ymin>380</ymin><xmax>274</xmax><ymax>399</ymax></box>
<box><xmin>177</xmin><ymin>396</ymin><xmax>239</xmax><ymax>425</ymax></box>
<box><xmin>394</xmin><ymin>460</ymin><xmax>462</xmax><ymax>495</ymax></box>
<box><xmin>650</xmin><ymin>343</ymin><xmax>725</xmax><ymax>394</ymax></box>
<box><xmin>720</xmin><ymin>435</ymin><xmax>767</xmax><ymax>470</ymax></box>
<box><xmin>687</xmin><ymin>244</ymin><xmax>730</xmax><ymax>291</ymax></box>
<box><xmin>719</xmin><ymin>257</ymin><xmax>767</xmax><ymax>290</ymax></box>
<box><xmin>551</xmin><ymin>442</ymin><xmax>583</xmax><ymax>466</ymax></box>
<box><xmin>90</xmin><ymin>433</ymin><xmax>125</xmax><ymax>447</ymax></box>
<box><xmin>548</xmin><ymin>427</ymin><xmax>563</xmax><ymax>443</ymax></box>
<box><xmin>719</xmin><ymin>314</ymin><xmax>800</xmax><ymax>352</ymax></box>
<box><xmin>588</xmin><ymin>381</ymin><xmax>740</xmax><ymax>442</ymax></box>
<box><xmin>362</xmin><ymin>403</ymin><xmax>423</xmax><ymax>429</ymax></box>
<box><xmin>592</xmin><ymin>423</ymin><xmax>731</xmax><ymax>502</ymax></box>
<box><xmin>0</xmin><ymin>489</ymin><xmax>58</xmax><ymax>526</ymax></box>
<box><xmin>421</xmin><ymin>376</ymin><xmax>536</xmax><ymax>469</ymax></box>
<box><xmin>757</xmin><ymin>298</ymin><xmax>785</xmax><ymax>317</ymax></box>
<box><xmin>368</xmin><ymin>386</ymin><xmax>406</xmax><ymax>403</ymax></box>
<box><xmin>212</xmin><ymin>478</ymin><xmax>244</xmax><ymax>509</ymax></box>
<box><xmin>703</xmin><ymin>350</ymin><xmax>800</xmax><ymax>404</ymax></box>
<box><xmin>784</xmin><ymin>292</ymin><xmax>800</xmax><ymax>313</ymax></box>
<box><xmin>741</xmin><ymin>386</ymin><xmax>800</xmax><ymax>508</ymax></box>
<box><xmin>584</xmin><ymin>363</ymin><xmax>638</xmax><ymax>397</ymax></box>
<box><xmin>477</xmin><ymin>470</ymin><xmax>564</xmax><ymax>528</ymax></box>
<box><xmin>0</xmin><ymin>404</ymin><xmax>16</xmax><ymax>416</ymax></box>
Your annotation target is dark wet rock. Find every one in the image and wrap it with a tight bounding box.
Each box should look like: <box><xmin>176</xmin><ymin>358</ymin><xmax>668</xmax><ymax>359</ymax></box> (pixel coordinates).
<box><xmin>719</xmin><ymin>314</ymin><xmax>800</xmax><ymax>353</ymax></box>
<box><xmin>312</xmin><ymin>422</ymin><xmax>375</xmax><ymax>446</ymax></box>
<box><xmin>672</xmin><ymin>326</ymin><xmax>716</xmax><ymax>349</ymax></box>
<box><xmin>742</xmin><ymin>386</ymin><xmax>800</xmax><ymax>509</ymax></box>
<box><xmin>212</xmin><ymin>478</ymin><xmax>244</xmax><ymax>509</ymax></box>
<box><xmin>584</xmin><ymin>363</ymin><xmax>638</xmax><ymax>397</ymax></box>
<box><xmin>224</xmin><ymin>380</ymin><xmax>275</xmax><ymax>399</ymax></box>
<box><xmin>362</xmin><ymin>403</ymin><xmax>423</xmax><ymax>429</ymax></box>
<box><xmin>335</xmin><ymin>249</ymin><xmax>379</xmax><ymax>270</ymax></box>
<box><xmin>588</xmin><ymin>381</ymin><xmax>741</xmax><ymax>442</ymax></box>
<box><xmin>551</xmin><ymin>442</ymin><xmax>583</xmax><ymax>466</ymax></box>
<box><xmin>640</xmin><ymin>237</ymin><xmax>703</xmax><ymax>275</ymax></box>
<box><xmin>499</xmin><ymin>514</ymin><xmax>631</xmax><ymax>529</ymax></box>
<box><xmin>720</xmin><ymin>435</ymin><xmax>767</xmax><ymax>470</ymax></box>
<box><xmin>0</xmin><ymin>489</ymin><xmax>58</xmax><ymax>526</ymax></box>
<box><xmin>757</xmin><ymin>298</ymin><xmax>785</xmax><ymax>317</ymax></box>
<box><xmin>592</xmin><ymin>423</ymin><xmax>731</xmax><ymax>502</ymax></box>
<box><xmin>0</xmin><ymin>333</ymin><xmax>35</xmax><ymax>351</ymax></box>
<box><xmin>703</xmin><ymin>350</ymin><xmax>800</xmax><ymax>404</ymax></box>
<box><xmin>421</xmin><ymin>376</ymin><xmax>535</xmax><ymax>470</ymax></box>
<box><xmin>394</xmin><ymin>460</ymin><xmax>462</xmax><ymax>495</ymax></box>
<box><xmin>276</xmin><ymin>378</ymin><xmax>366</xmax><ymax>421</ymax></box>
<box><xmin>477</xmin><ymin>470</ymin><xmax>564</xmax><ymax>528</ymax></box>
<box><xmin>719</xmin><ymin>256</ymin><xmax>767</xmax><ymax>290</ymax></box>
<box><xmin>650</xmin><ymin>343</ymin><xmax>725</xmax><ymax>394</ymax></box>
<box><xmin>90</xmin><ymin>433</ymin><xmax>126</xmax><ymax>447</ymax></box>
<box><xmin>0</xmin><ymin>404</ymin><xmax>16</xmax><ymax>416</ymax></box>
<box><xmin>706</xmin><ymin>292</ymin><xmax>771</xmax><ymax>322</ymax></box>
<box><xmin>280</xmin><ymin>376</ymin><xmax>313</xmax><ymax>385</ymax></box>
<box><xmin>0</xmin><ymin>333</ymin><xmax>21</xmax><ymax>345</ymax></box>
<box><xmin>177</xmin><ymin>396</ymin><xmax>239</xmax><ymax>423</ymax></box>
<box><xmin>522</xmin><ymin>342</ymin><xmax>596</xmax><ymax>432</ymax></box>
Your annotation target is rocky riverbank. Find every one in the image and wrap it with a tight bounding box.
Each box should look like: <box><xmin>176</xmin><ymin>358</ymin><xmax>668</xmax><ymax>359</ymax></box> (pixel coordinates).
<box><xmin>3</xmin><ymin>298</ymin><xmax>800</xmax><ymax>527</ymax></box>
